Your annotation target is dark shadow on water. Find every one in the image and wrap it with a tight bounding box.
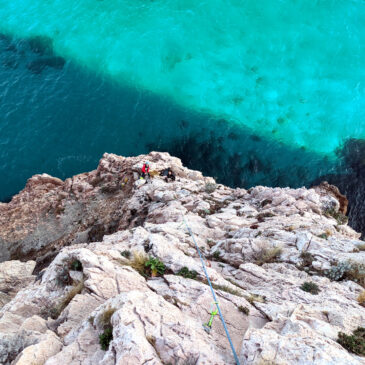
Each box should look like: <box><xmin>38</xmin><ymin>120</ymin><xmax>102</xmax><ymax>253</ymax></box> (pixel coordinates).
<box><xmin>0</xmin><ymin>196</ymin><xmax>13</xmax><ymax>203</ymax></box>
<box><xmin>0</xmin><ymin>32</ymin><xmax>340</xmax><ymax>204</ymax></box>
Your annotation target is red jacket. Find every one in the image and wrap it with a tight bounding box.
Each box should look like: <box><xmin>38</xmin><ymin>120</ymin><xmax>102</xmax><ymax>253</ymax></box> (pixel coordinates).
<box><xmin>142</xmin><ymin>164</ymin><xmax>150</xmax><ymax>173</ymax></box>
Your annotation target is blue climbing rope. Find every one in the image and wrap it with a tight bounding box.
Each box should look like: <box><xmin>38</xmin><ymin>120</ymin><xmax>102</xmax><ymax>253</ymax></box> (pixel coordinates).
<box><xmin>181</xmin><ymin>214</ymin><xmax>241</xmax><ymax>365</ymax></box>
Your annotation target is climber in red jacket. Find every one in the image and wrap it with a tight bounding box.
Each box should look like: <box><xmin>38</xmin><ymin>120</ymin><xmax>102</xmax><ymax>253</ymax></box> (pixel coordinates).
<box><xmin>141</xmin><ymin>162</ymin><xmax>150</xmax><ymax>179</ymax></box>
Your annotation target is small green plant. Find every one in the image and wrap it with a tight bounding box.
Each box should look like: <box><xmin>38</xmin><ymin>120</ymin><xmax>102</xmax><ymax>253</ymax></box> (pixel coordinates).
<box><xmin>300</xmin><ymin>281</ymin><xmax>320</xmax><ymax>295</ymax></box>
<box><xmin>212</xmin><ymin>250</ymin><xmax>222</xmax><ymax>261</ymax></box>
<box><xmin>145</xmin><ymin>257</ymin><xmax>166</xmax><ymax>277</ymax></box>
<box><xmin>177</xmin><ymin>267</ymin><xmax>198</xmax><ymax>279</ymax></box>
<box><xmin>206</xmin><ymin>238</ymin><xmax>215</xmax><ymax>246</ymax></box>
<box><xmin>99</xmin><ymin>327</ymin><xmax>113</xmax><ymax>350</ymax></box>
<box><xmin>256</xmin><ymin>212</ymin><xmax>275</xmax><ymax>222</ymax></box>
<box><xmin>300</xmin><ymin>251</ymin><xmax>314</xmax><ymax>267</ymax></box>
<box><xmin>121</xmin><ymin>250</ymin><xmax>131</xmax><ymax>259</ymax></box>
<box><xmin>337</xmin><ymin>327</ymin><xmax>365</xmax><ymax>356</ymax></box>
<box><xmin>238</xmin><ymin>306</ymin><xmax>249</xmax><ymax>315</ymax></box>
<box><xmin>317</xmin><ymin>233</ymin><xmax>328</xmax><ymax>240</ymax></box>
<box><xmin>88</xmin><ymin>316</ymin><xmax>95</xmax><ymax>325</ymax></box>
<box><xmin>98</xmin><ymin>307</ymin><xmax>115</xmax><ymax>350</ymax></box>
<box><xmin>70</xmin><ymin>259</ymin><xmax>83</xmax><ymax>271</ymax></box>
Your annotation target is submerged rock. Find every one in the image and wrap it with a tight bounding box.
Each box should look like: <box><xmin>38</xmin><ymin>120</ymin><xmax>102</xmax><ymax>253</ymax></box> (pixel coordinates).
<box><xmin>0</xmin><ymin>152</ymin><xmax>364</xmax><ymax>364</ymax></box>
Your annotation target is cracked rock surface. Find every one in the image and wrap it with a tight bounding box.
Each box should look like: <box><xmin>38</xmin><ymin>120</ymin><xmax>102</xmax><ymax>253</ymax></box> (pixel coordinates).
<box><xmin>0</xmin><ymin>152</ymin><xmax>364</xmax><ymax>364</ymax></box>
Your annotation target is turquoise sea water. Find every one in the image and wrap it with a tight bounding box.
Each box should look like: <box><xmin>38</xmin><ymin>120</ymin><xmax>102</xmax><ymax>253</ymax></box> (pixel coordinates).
<box><xmin>0</xmin><ymin>0</ymin><xmax>364</xmax><ymax>200</ymax></box>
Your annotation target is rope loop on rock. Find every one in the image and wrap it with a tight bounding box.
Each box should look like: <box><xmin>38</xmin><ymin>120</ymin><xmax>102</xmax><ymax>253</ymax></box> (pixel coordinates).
<box><xmin>181</xmin><ymin>214</ymin><xmax>241</xmax><ymax>365</ymax></box>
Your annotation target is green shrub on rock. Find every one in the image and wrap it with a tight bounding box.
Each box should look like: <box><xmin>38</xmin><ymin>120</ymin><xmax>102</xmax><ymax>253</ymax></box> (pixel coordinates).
<box><xmin>337</xmin><ymin>327</ymin><xmax>365</xmax><ymax>356</ymax></box>
<box><xmin>177</xmin><ymin>267</ymin><xmax>198</xmax><ymax>279</ymax></box>
<box><xmin>238</xmin><ymin>305</ymin><xmax>249</xmax><ymax>315</ymax></box>
<box><xmin>212</xmin><ymin>250</ymin><xmax>222</xmax><ymax>261</ymax></box>
<box><xmin>325</xmin><ymin>261</ymin><xmax>365</xmax><ymax>287</ymax></box>
<box><xmin>99</xmin><ymin>327</ymin><xmax>113</xmax><ymax>351</ymax></box>
<box><xmin>98</xmin><ymin>308</ymin><xmax>115</xmax><ymax>351</ymax></box>
<box><xmin>300</xmin><ymin>281</ymin><xmax>320</xmax><ymax>295</ymax></box>
<box><xmin>145</xmin><ymin>257</ymin><xmax>166</xmax><ymax>277</ymax></box>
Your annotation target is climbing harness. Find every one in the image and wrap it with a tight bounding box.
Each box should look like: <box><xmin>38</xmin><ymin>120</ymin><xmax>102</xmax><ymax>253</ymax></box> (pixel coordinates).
<box><xmin>181</xmin><ymin>214</ymin><xmax>241</xmax><ymax>365</ymax></box>
<box><xmin>203</xmin><ymin>302</ymin><xmax>219</xmax><ymax>333</ymax></box>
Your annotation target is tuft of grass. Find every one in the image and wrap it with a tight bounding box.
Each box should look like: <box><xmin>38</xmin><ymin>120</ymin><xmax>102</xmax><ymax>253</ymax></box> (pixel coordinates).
<box><xmin>88</xmin><ymin>316</ymin><xmax>95</xmax><ymax>325</ymax></box>
<box><xmin>121</xmin><ymin>250</ymin><xmax>131</xmax><ymax>259</ymax></box>
<box><xmin>226</xmin><ymin>278</ymin><xmax>242</xmax><ymax>288</ymax></box>
<box><xmin>42</xmin><ymin>279</ymin><xmax>84</xmax><ymax>319</ymax></box>
<box><xmin>238</xmin><ymin>305</ymin><xmax>250</xmax><ymax>315</ymax></box>
<box><xmin>98</xmin><ymin>307</ymin><xmax>116</xmax><ymax>351</ymax></box>
<box><xmin>212</xmin><ymin>283</ymin><xmax>243</xmax><ymax>297</ymax></box>
<box><xmin>149</xmin><ymin>170</ymin><xmax>160</xmax><ymax>177</ymax></box>
<box><xmin>357</xmin><ymin>244</ymin><xmax>365</xmax><ymax>251</ymax></box>
<box><xmin>130</xmin><ymin>251</ymin><xmax>149</xmax><ymax>277</ymax></box>
<box><xmin>323</xmin><ymin>208</ymin><xmax>348</xmax><ymax>225</ymax></box>
<box><xmin>146</xmin><ymin>335</ymin><xmax>156</xmax><ymax>347</ymax></box>
<box><xmin>129</xmin><ymin>252</ymin><xmax>167</xmax><ymax>278</ymax></box>
<box><xmin>337</xmin><ymin>327</ymin><xmax>365</xmax><ymax>356</ymax></box>
<box><xmin>254</xmin><ymin>246</ymin><xmax>282</xmax><ymax>266</ymax></box>
<box><xmin>246</xmin><ymin>294</ymin><xmax>266</xmax><ymax>304</ymax></box>
<box><xmin>99</xmin><ymin>308</ymin><xmax>116</xmax><ymax>328</ymax></box>
<box><xmin>300</xmin><ymin>251</ymin><xmax>314</xmax><ymax>267</ymax></box>
<box><xmin>300</xmin><ymin>281</ymin><xmax>320</xmax><ymax>295</ymax></box>
<box><xmin>358</xmin><ymin>291</ymin><xmax>365</xmax><ymax>307</ymax></box>
<box><xmin>177</xmin><ymin>267</ymin><xmax>198</xmax><ymax>280</ymax></box>
<box><xmin>256</xmin><ymin>212</ymin><xmax>275</xmax><ymax>222</ymax></box>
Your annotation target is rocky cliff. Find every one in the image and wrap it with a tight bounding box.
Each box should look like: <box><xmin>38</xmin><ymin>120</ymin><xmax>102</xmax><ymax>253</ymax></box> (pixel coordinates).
<box><xmin>0</xmin><ymin>152</ymin><xmax>364</xmax><ymax>365</ymax></box>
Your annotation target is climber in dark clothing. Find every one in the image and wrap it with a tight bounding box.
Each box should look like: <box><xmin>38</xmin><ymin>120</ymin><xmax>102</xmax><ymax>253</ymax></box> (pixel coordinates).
<box><xmin>160</xmin><ymin>167</ymin><xmax>175</xmax><ymax>182</ymax></box>
<box><xmin>141</xmin><ymin>162</ymin><xmax>150</xmax><ymax>179</ymax></box>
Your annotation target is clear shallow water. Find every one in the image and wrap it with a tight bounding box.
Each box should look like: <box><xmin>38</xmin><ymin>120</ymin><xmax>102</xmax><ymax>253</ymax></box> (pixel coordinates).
<box><xmin>0</xmin><ymin>1</ymin><xmax>364</xmax><ymax>200</ymax></box>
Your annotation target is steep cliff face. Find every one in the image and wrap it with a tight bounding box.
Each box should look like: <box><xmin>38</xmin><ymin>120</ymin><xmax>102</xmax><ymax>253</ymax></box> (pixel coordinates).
<box><xmin>0</xmin><ymin>152</ymin><xmax>364</xmax><ymax>365</ymax></box>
